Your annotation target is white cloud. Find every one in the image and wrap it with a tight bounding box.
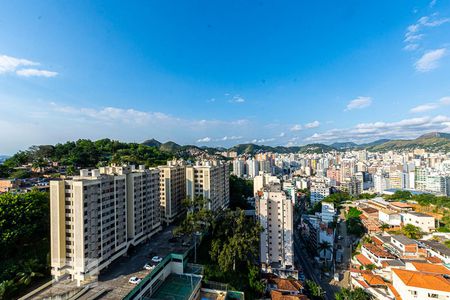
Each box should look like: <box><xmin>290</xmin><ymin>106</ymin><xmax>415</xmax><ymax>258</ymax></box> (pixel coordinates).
<box><xmin>410</xmin><ymin>96</ymin><xmax>450</xmax><ymax>113</ymax></box>
<box><xmin>410</xmin><ymin>103</ymin><xmax>439</xmax><ymax>113</ymax></box>
<box><xmin>403</xmin><ymin>14</ymin><xmax>450</xmax><ymax>52</ymax></box>
<box><xmin>229</xmin><ymin>95</ymin><xmax>245</xmax><ymax>103</ymax></box>
<box><xmin>279</xmin><ymin>132</ymin><xmax>285</xmax><ymax>137</ymax></box>
<box><xmin>0</xmin><ymin>54</ymin><xmax>57</xmax><ymax>78</ymax></box>
<box><xmin>304</xmin><ymin>120</ymin><xmax>320</xmax><ymax>129</ymax></box>
<box><xmin>404</xmin><ymin>44</ymin><xmax>419</xmax><ymax>51</ymax></box>
<box><xmin>220</xmin><ymin>135</ymin><xmax>242</xmax><ymax>141</ymax></box>
<box><xmin>197</xmin><ymin>137</ymin><xmax>211</xmax><ymax>143</ymax></box>
<box><xmin>415</xmin><ymin>48</ymin><xmax>447</xmax><ymax>72</ymax></box>
<box><xmin>16</xmin><ymin>69</ymin><xmax>58</xmax><ymax>77</ymax></box>
<box><xmin>290</xmin><ymin>124</ymin><xmax>302</xmax><ymax>131</ymax></box>
<box><xmin>345</xmin><ymin>96</ymin><xmax>372</xmax><ymax>111</ymax></box>
<box><xmin>440</xmin><ymin>96</ymin><xmax>450</xmax><ymax>105</ymax></box>
<box><xmin>430</xmin><ymin>0</ymin><xmax>437</xmax><ymax>8</ymax></box>
<box><xmin>252</xmin><ymin>138</ymin><xmax>275</xmax><ymax>143</ymax></box>
<box><xmin>0</xmin><ymin>54</ymin><xmax>37</xmax><ymax>73</ymax></box>
<box><xmin>305</xmin><ymin>115</ymin><xmax>450</xmax><ymax>143</ymax></box>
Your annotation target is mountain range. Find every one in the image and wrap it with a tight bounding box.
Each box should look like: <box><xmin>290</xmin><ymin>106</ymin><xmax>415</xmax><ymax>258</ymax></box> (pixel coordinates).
<box><xmin>142</xmin><ymin>132</ymin><xmax>450</xmax><ymax>155</ymax></box>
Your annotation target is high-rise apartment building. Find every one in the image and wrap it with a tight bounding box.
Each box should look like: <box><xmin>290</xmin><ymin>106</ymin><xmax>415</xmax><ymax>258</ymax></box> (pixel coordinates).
<box><xmin>50</xmin><ymin>165</ymin><xmax>161</xmax><ymax>284</ymax></box>
<box><xmin>158</xmin><ymin>160</ymin><xmax>186</xmax><ymax>224</ymax></box>
<box><xmin>232</xmin><ymin>159</ymin><xmax>246</xmax><ymax>178</ymax></box>
<box><xmin>257</xmin><ymin>183</ymin><xmax>295</xmax><ymax>276</ymax></box>
<box><xmin>185</xmin><ymin>160</ymin><xmax>230</xmax><ymax>211</ymax></box>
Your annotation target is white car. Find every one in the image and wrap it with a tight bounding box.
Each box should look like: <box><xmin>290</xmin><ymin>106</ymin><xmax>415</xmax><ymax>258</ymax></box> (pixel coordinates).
<box><xmin>143</xmin><ymin>263</ymin><xmax>154</xmax><ymax>270</ymax></box>
<box><xmin>128</xmin><ymin>277</ymin><xmax>141</xmax><ymax>284</ymax></box>
<box><xmin>151</xmin><ymin>256</ymin><xmax>163</xmax><ymax>263</ymax></box>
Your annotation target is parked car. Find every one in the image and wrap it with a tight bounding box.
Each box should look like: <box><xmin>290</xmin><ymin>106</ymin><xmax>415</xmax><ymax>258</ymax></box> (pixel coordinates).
<box><xmin>151</xmin><ymin>256</ymin><xmax>163</xmax><ymax>263</ymax></box>
<box><xmin>129</xmin><ymin>277</ymin><xmax>141</xmax><ymax>284</ymax></box>
<box><xmin>143</xmin><ymin>263</ymin><xmax>154</xmax><ymax>270</ymax></box>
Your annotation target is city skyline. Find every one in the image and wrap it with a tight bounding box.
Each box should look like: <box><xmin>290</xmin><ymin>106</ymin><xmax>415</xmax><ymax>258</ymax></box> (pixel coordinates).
<box><xmin>1</xmin><ymin>0</ymin><xmax>450</xmax><ymax>154</ymax></box>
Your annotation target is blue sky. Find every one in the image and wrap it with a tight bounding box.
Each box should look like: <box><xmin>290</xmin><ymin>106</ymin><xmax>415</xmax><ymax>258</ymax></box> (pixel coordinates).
<box><xmin>1</xmin><ymin>0</ymin><xmax>450</xmax><ymax>154</ymax></box>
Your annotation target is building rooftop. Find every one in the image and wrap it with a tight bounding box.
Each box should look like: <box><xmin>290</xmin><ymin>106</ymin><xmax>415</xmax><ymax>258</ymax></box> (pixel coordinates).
<box><xmin>421</xmin><ymin>240</ymin><xmax>450</xmax><ymax>257</ymax></box>
<box><xmin>411</xmin><ymin>262</ymin><xmax>450</xmax><ymax>275</ymax></box>
<box><xmin>362</xmin><ymin>273</ymin><xmax>386</xmax><ymax>286</ymax></box>
<box><xmin>393</xmin><ymin>268</ymin><xmax>450</xmax><ymax>292</ymax></box>
<box><xmin>144</xmin><ymin>274</ymin><xmax>201</xmax><ymax>300</ymax></box>
<box><xmin>381</xmin><ymin>260</ymin><xmax>405</xmax><ymax>267</ymax></box>
<box><xmin>363</xmin><ymin>244</ymin><xmax>395</xmax><ymax>259</ymax></box>
<box><xmin>392</xmin><ymin>235</ymin><xmax>417</xmax><ymax>246</ymax></box>
<box><xmin>405</xmin><ymin>211</ymin><xmax>433</xmax><ymax>218</ymax></box>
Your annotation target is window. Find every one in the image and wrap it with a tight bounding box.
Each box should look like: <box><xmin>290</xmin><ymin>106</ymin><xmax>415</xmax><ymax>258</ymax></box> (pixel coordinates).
<box><xmin>428</xmin><ymin>293</ymin><xmax>438</xmax><ymax>298</ymax></box>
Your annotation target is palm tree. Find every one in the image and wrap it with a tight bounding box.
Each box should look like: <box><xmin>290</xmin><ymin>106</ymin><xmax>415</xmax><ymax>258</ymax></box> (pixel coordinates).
<box><xmin>317</xmin><ymin>241</ymin><xmax>332</xmax><ymax>263</ymax></box>
<box><xmin>402</xmin><ymin>224</ymin><xmax>421</xmax><ymax>239</ymax></box>
<box><xmin>16</xmin><ymin>259</ymin><xmax>44</xmax><ymax>286</ymax></box>
<box><xmin>379</xmin><ymin>222</ymin><xmax>389</xmax><ymax>232</ymax></box>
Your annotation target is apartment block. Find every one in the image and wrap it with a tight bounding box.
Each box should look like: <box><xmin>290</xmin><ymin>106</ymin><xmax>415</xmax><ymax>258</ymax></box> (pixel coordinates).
<box><xmin>185</xmin><ymin>160</ymin><xmax>229</xmax><ymax>211</ymax></box>
<box><xmin>158</xmin><ymin>160</ymin><xmax>186</xmax><ymax>224</ymax></box>
<box><xmin>257</xmin><ymin>183</ymin><xmax>295</xmax><ymax>277</ymax></box>
<box><xmin>50</xmin><ymin>165</ymin><xmax>161</xmax><ymax>284</ymax></box>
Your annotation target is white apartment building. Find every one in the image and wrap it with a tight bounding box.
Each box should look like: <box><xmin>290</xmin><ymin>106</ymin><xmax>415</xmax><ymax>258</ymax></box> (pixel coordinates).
<box><xmin>185</xmin><ymin>160</ymin><xmax>230</xmax><ymax>211</ymax></box>
<box><xmin>401</xmin><ymin>211</ymin><xmax>435</xmax><ymax>232</ymax></box>
<box><xmin>253</xmin><ymin>172</ymin><xmax>280</xmax><ymax>196</ymax></box>
<box><xmin>374</xmin><ymin>171</ymin><xmax>390</xmax><ymax>193</ymax></box>
<box><xmin>232</xmin><ymin>159</ymin><xmax>246</xmax><ymax>178</ymax></box>
<box><xmin>256</xmin><ymin>183</ymin><xmax>294</xmax><ymax>270</ymax></box>
<box><xmin>392</xmin><ymin>269</ymin><xmax>450</xmax><ymax>300</ymax></box>
<box><xmin>310</xmin><ymin>183</ymin><xmax>329</xmax><ymax>203</ymax></box>
<box><xmin>378</xmin><ymin>209</ymin><xmax>402</xmax><ymax>227</ymax></box>
<box><xmin>247</xmin><ymin>159</ymin><xmax>260</xmax><ymax>178</ymax></box>
<box><xmin>321</xmin><ymin>202</ymin><xmax>335</xmax><ymax>224</ymax></box>
<box><xmin>50</xmin><ymin>165</ymin><xmax>161</xmax><ymax>284</ymax></box>
<box><xmin>158</xmin><ymin>160</ymin><xmax>186</xmax><ymax>225</ymax></box>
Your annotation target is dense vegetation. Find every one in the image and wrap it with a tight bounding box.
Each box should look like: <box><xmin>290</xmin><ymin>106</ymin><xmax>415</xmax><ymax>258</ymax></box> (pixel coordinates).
<box><xmin>335</xmin><ymin>287</ymin><xmax>372</xmax><ymax>300</ymax></box>
<box><xmin>2</xmin><ymin>139</ymin><xmax>174</xmax><ymax>177</ymax></box>
<box><xmin>346</xmin><ymin>207</ymin><xmax>365</xmax><ymax>237</ymax></box>
<box><xmin>229</xmin><ymin>175</ymin><xmax>253</xmax><ymax>209</ymax></box>
<box><xmin>175</xmin><ymin>196</ymin><xmax>263</xmax><ymax>298</ymax></box>
<box><xmin>0</xmin><ymin>191</ymin><xmax>50</xmax><ymax>299</ymax></box>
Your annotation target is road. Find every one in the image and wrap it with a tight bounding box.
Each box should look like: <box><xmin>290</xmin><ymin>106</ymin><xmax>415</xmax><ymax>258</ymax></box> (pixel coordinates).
<box><xmin>294</xmin><ymin>231</ymin><xmax>339</xmax><ymax>300</ymax></box>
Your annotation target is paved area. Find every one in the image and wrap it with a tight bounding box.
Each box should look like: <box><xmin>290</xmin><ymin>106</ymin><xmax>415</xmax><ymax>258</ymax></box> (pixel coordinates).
<box><xmin>32</xmin><ymin>225</ymin><xmax>192</xmax><ymax>300</ymax></box>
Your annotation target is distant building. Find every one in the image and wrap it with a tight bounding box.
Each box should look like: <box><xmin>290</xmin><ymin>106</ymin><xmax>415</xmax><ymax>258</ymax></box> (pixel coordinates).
<box><xmin>158</xmin><ymin>160</ymin><xmax>186</xmax><ymax>225</ymax></box>
<box><xmin>185</xmin><ymin>160</ymin><xmax>229</xmax><ymax>211</ymax></box>
<box><xmin>310</xmin><ymin>183</ymin><xmax>329</xmax><ymax>203</ymax></box>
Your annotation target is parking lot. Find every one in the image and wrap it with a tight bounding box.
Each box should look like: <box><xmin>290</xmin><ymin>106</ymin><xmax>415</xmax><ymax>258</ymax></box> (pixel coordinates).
<box><xmin>32</xmin><ymin>225</ymin><xmax>192</xmax><ymax>300</ymax></box>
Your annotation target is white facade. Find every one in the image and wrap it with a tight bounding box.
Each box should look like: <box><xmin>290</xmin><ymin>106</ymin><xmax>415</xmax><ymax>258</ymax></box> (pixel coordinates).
<box><xmin>401</xmin><ymin>212</ymin><xmax>435</xmax><ymax>232</ymax></box>
<box><xmin>185</xmin><ymin>160</ymin><xmax>230</xmax><ymax>211</ymax></box>
<box><xmin>321</xmin><ymin>202</ymin><xmax>335</xmax><ymax>224</ymax></box>
<box><xmin>253</xmin><ymin>172</ymin><xmax>280</xmax><ymax>196</ymax></box>
<box><xmin>392</xmin><ymin>269</ymin><xmax>450</xmax><ymax>300</ymax></box>
<box><xmin>232</xmin><ymin>159</ymin><xmax>246</xmax><ymax>178</ymax></box>
<box><xmin>50</xmin><ymin>165</ymin><xmax>161</xmax><ymax>284</ymax></box>
<box><xmin>310</xmin><ymin>183</ymin><xmax>329</xmax><ymax>203</ymax></box>
<box><xmin>378</xmin><ymin>210</ymin><xmax>402</xmax><ymax>227</ymax></box>
<box><xmin>256</xmin><ymin>183</ymin><xmax>294</xmax><ymax>268</ymax></box>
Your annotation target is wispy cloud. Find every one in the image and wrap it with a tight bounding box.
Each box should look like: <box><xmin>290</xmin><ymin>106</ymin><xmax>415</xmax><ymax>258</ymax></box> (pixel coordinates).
<box><xmin>229</xmin><ymin>95</ymin><xmax>245</xmax><ymax>103</ymax></box>
<box><xmin>305</xmin><ymin>115</ymin><xmax>450</xmax><ymax>143</ymax></box>
<box><xmin>345</xmin><ymin>96</ymin><xmax>372</xmax><ymax>111</ymax></box>
<box><xmin>415</xmin><ymin>48</ymin><xmax>447</xmax><ymax>72</ymax></box>
<box><xmin>410</xmin><ymin>96</ymin><xmax>450</xmax><ymax>113</ymax></box>
<box><xmin>197</xmin><ymin>137</ymin><xmax>211</xmax><ymax>143</ymax></box>
<box><xmin>16</xmin><ymin>69</ymin><xmax>58</xmax><ymax>77</ymax></box>
<box><xmin>430</xmin><ymin>0</ymin><xmax>437</xmax><ymax>8</ymax></box>
<box><xmin>403</xmin><ymin>13</ymin><xmax>450</xmax><ymax>54</ymax></box>
<box><xmin>304</xmin><ymin>120</ymin><xmax>320</xmax><ymax>129</ymax></box>
<box><xmin>0</xmin><ymin>54</ymin><xmax>57</xmax><ymax>77</ymax></box>
<box><xmin>290</xmin><ymin>124</ymin><xmax>302</xmax><ymax>131</ymax></box>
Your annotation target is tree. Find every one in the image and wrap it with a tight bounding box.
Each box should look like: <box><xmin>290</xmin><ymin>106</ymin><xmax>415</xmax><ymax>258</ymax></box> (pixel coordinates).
<box><xmin>16</xmin><ymin>259</ymin><xmax>44</xmax><ymax>286</ymax></box>
<box><xmin>317</xmin><ymin>241</ymin><xmax>332</xmax><ymax>261</ymax></box>
<box><xmin>305</xmin><ymin>280</ymin><xmax>324</xmax><ymax>299</ymax></box>
<box><xmin>379</xmin><ymin>223</ymin><xmax>389</xmax><ymax>232</ymax></box>
<box><xmin>229</xmin><ymin>175</ymin><xmax>253</xmax><ymax>209</ymax></box>
<box><xmin>365</xmin><ymin>264</ymin><xmax>376</xmax><ymax>271</ymax></box>
<box><xmin>402</xmin><ymin>224</ymin><xmax>422</xmax><ymax>239</ymax></box>
<box><xmin>335</xmin><ymin>288</ymin><xmax>371</xmax><ymax>300</ymax></box>
<box><xmin>209</xmin><ymin>209</ymin><xmax>262</xmax><ymax>272</ymax></box>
